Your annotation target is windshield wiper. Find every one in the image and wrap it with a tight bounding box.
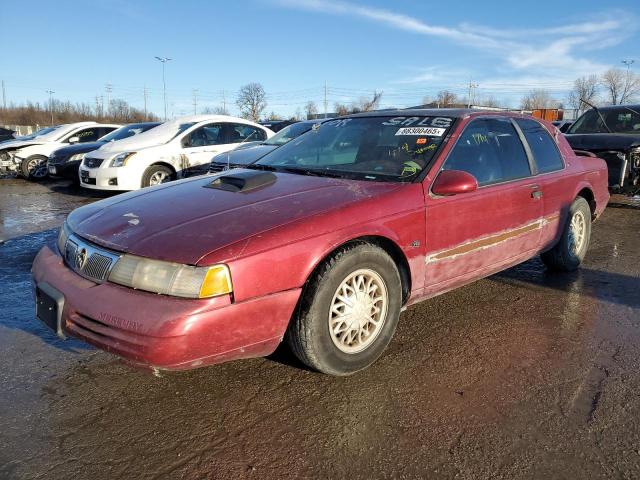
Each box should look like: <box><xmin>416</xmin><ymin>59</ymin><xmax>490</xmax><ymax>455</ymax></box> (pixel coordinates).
<box><xmin>279</xmin><ymin>166</ymin><xmax>344</xmax><ymax>178</ymax></box>
<box><xmin>245</xmin><ymin>163</ymin><xmax>278</xmax><ymax>171</ymax></box>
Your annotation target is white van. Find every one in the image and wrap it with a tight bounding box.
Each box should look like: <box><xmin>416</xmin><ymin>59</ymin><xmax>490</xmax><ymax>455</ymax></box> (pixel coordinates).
<box><xmin>78</xmin><ymin>115</ymin><xmax>274</xmax><ymax>191</ymax></box>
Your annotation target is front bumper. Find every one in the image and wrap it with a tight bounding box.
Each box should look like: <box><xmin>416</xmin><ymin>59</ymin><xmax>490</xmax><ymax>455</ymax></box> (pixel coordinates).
<box><xmin>79</xmin><ymin>166</ymin><xmax>139</xmax><ymax>191</ymax></box>
<box><xmin>32</xmin><ymin>246</ymin><xmax>301</xmax><ymax>370</ymax></box>
<box><xmin>48</xmin><ymin>160</ymin><xmax>81</xmax><ymax>179</ymax></box>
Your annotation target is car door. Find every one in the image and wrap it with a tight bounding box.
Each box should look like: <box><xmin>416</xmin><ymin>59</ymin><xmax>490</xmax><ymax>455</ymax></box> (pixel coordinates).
<box><xmin>423</xmin><ymin>117</ymin><xmax>543</xmax><ymax>293</ymax></box>
<box><xmin>515</xmin><ymin>118</ymin><xmax>568</xmax><ymax>250</ymax></box>
<box><xmin>181</xmin><ymin>123</ymin><xmax>226</xmax><ymax>168</ymax></box>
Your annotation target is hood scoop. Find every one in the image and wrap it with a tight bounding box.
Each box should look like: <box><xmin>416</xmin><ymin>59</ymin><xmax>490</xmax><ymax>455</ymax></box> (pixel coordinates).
<box><xmin>204</xmin><ymin>170</ymin><xmax>277</xmax><ymax>193</ymax></box>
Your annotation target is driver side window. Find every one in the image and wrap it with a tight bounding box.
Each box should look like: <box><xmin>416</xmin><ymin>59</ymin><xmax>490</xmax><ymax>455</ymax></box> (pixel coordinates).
<box><xmin>68</xmin><ymin>127</ymin><xmax>102</xmax><ymax>143</ymax></box>
<box><xmin>443</xmin><ymin>118</ymin><xmax>531</xmax><ymax>186</ymax></box>
<box><xmin>185</xmin><ymin>124</ymin><xmax>223</xmax><ymax>147</ymax></box>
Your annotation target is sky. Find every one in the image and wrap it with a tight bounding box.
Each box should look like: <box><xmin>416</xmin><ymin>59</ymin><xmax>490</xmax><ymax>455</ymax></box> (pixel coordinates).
<box><xmin>1</xmin><ymin>0</ymin><xmax>639</xmax><ymax>118</ymax></box>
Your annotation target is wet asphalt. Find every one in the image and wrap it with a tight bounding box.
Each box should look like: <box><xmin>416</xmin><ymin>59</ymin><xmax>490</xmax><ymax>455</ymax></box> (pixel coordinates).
<box><xmin>1</xmin><ymin>177</ymin><xmax>639</xmax><ymax>480</ymax></box>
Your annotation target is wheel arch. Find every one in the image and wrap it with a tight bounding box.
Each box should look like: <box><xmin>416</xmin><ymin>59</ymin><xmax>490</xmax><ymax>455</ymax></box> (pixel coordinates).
<box><xmin>303</xmin><ymin>235</ymin><xmax>412</xmax><ymax>305</ymax></box>
<box><xmin>575</xmin><ymin>186</ymin><xmax>596</xmax><ymax>219</ymax></box>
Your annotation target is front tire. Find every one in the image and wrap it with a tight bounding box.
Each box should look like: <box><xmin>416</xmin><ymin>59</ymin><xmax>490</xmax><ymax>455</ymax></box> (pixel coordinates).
<box><xmin>286</xmin><ymin>243</ymin><xmax>402</xmax><ymax>376</ymax></box>
<box><xmin>541</xmin><ymin>197</ymin><xmax>592</xmax><ymax>272</ymax></box>
<box><xmin>141</xmin><ymin>164</ymin><xmax>174</xmax><ymax>188</ymax></box>
<box><xmin>21</xmin><ymin>155</ymin><xmax>49</xmax><ymax>181</ymax></box>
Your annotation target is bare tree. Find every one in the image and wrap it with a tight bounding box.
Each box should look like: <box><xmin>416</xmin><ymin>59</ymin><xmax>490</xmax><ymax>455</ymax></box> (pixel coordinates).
<box><xmin>479</xmin><ymin>95</ymin><xmax>502</xmax><ymax>108</ymax></box>
<box><xmin>202</xmin><ymin>105</ymin><xmax>229</xmax><ymax>115</ymax></box>
<box><xmin>436</xmin><ymin>90</ymin><xmax>458</xmax><ymax>107</ymax></box>
<box><xmin>267</xmin><ymin>111</ymin><xmax>281</xmax><ymax>120</ymax></box>
<box><xmin>235</xmin><ymin>82</ymin><xmax>267</xmax><ymax>121</ymax></box>
<box><xmin>567</xmin><ymin>75</ymin><xmax>599</xmax><ymax>113</ymax></box>
<box><xmin>334</xmin><ymin>103</ymin><xmax>350</xmax><ymax>117</ymax></box>
<box><xmin>304</xmin><ymin>101</ymin><xmax>318</xmax><ymax>119</ymax></box>
<box><xmin>520</xmin><ymin>89</ymin><xmax>559</xmax><ymax>110</ymax></box>
<box><xmin>600</xmin><ymin>68</ymin><xmax>640</xmax><ymax>105</ymax></box>
<box><xmin>353</xmin><ymin>90</ymin><xmax>382</xmax><ymax>112</ymax></box>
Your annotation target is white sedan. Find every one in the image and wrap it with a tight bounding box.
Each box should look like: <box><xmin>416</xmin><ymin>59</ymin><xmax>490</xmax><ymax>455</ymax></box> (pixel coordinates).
<box><xmin>1</xmin><ymin>122</ymin><xmax>120</xmax><ymax>180</ymax></box>
<box><xmin>78</xmin><ymin>115</ymin><xmax>274</xmax><ymax>191</ymax></box>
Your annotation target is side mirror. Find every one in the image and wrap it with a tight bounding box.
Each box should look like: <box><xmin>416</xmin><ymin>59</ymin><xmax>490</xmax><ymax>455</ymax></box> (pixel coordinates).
<box><xmin>181</xmin><ymin>135</ymin><xmax>191</xmax><ymax>148</ymax></box>
<box><xmin>432</xmin><ymin>170</ymin><xmax>478</xmax><ymax>196</ymax></box>
<box><xmin>68</xmin><ymin>136</ymin><xmax>80</xmax><ymax>144</ymax></box>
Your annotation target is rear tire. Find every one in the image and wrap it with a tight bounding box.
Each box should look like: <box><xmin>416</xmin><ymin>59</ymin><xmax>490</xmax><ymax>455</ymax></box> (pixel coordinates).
<box><xmin>141</xmin><ymin>164</ymin><xmax>174</xmax><ymax>188</ymax></box>
<box><xmin>541</xmin><ymin>197</ymin><xmax>591</xmax><ymax>272</ymax></box>
<box><xmin>286</xmin><ymin>243</ymin><xmax>402</xmax><ymax>376</ymax></box>
<box><xmin>21</xmin><ymin>155</ymin><xmax>49</xmax><ymax>181</ymax></box>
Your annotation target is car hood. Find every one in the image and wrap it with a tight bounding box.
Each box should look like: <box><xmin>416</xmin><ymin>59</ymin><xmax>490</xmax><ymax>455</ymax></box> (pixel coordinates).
<box><xmin>0</xmin><ymin>139</ymin><xmax>44</xmax><ymax>151</ymax></box>
<box><xmin>53</xmin><ymin>141</ymin><xmax>106</xmax><ymax>157</ymax></box>
<box><xmin>565</xmin><ymin>133</ymin><xmax>640</xmax><ymax>151</ymax></box>
<box><xmin>68</xmin><ymin>170</ymin><xmax>401</xmax><ymax>265</ymax></box>
<box><xmin>211</xmin><ymin>145</ymin><xmax>278</xmax><ymax>166</ymax></box>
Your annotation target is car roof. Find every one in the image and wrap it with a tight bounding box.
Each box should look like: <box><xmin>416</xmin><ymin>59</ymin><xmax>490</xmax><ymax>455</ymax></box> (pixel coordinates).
<box><xmin>591</xmin><ymin>104</ymin><xmax>640</xmax><ymax>111</ymax></box>
<box><xmin>347</xmin><ymin>108</ymin><xmax>475</xmax><ymax>119</ymax></box>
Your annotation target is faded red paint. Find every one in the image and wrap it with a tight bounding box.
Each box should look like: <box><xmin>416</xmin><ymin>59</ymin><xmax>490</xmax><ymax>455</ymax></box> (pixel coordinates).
<box><xmin>31</xmin><ymin>111</ymin><xmax>610</xmax><ymax>371</ymax></box>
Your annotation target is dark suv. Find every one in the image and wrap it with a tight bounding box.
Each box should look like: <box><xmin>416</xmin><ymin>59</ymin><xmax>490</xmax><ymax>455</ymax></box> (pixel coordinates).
<box><xmin>565</xmin><ymin>105</ymin><xmax>640</xmax><ymax>193</ymax></box>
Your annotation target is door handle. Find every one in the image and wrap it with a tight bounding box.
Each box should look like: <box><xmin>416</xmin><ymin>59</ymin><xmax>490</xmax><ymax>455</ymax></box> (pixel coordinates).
<box><xmin>531</xmin><ymin>190</ymin><xmax>543</xmax><ymax>199</ymax></box>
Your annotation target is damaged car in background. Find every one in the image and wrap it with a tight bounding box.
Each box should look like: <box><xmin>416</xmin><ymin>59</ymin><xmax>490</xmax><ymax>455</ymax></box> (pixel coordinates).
<box><xmin>565</xmin><ymin>104</ymin><xmax>640</xmax><ymax>193</ymax></box>
<box><xmin>0</xmin><ymin>122</ymin><xmax>120</xmax><ymax>180</ymax></box>
<box><xmin>78</xmin><ymin>114</ymin><xmax>274</xmax><ymax>190</ymax></box>
<box><xmin>32</xmin><ymin>109</ymin><xmax>609</xmax><ymax>376</ymax></box>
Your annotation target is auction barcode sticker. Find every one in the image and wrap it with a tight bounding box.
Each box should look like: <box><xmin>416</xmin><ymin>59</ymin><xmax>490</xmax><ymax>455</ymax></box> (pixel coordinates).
<box><xmin>395</xmin><ymin>127</ymin><xmax>446</xmax><ymax>136</ymax></box>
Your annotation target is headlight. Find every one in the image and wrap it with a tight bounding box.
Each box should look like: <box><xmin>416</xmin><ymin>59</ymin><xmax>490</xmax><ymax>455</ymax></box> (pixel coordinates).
<box><xmin>57</xmin><ymin>222</ymin><xmax>71</xmax><ymax>254</ymax></box>
<box><xmin>108</xmin><ymin>254</ymin><xmax>233</xmax><ymax>299</ymax></box>
<box><xmin>70</xmin><ymin>153</ymin><xmax>86</xmax><ymax>162</ymax></box>
<box><xmin>110</xmin><ymin>152</ymin><xmax>136</xmax><ymax>167</ymax></box>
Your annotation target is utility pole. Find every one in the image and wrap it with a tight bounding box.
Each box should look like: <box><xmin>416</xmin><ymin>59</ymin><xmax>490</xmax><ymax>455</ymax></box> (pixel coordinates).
<box><xmin>222</xmin><ymin>89</ymin><xmax>227</xmax><ymax>114</ymax></box>
<box><xmin>324</xmin><ymin>81</ymin><xmax>328</xmax><ymax>118</ymax></box>
<box><xmin>155</xmin><ymin>56</ymin><xmax>172</xmax><ymax>120</ymax></box>
<box><xmin>621</xmin><ymin>60</ymin><xmax>634</xmax><ymax>104</ymax></box>
<box><xmin>192</xmin><ymin>89</ymin><xmax>198</xmax><ymax>115</ymax></box>
<box><xmin>105</xmin><ymin>83</ymin><xmax>113</xmax><ymax>114</ymax></box>
<box><xmin>467</xmin><ymin>80</ymin><xmax>478</xmax><ymax>108</ymax></box>
<box><xmin>1</xmin><ymin>80</ymin><xmax>5</xmax><ymax>109</ymax></box>
<box><xmin>45</xmin><ymin>89</ymin><xmax>55</xmax><ymax>124</ymax></box>
<box><xmin>143</xmin><ymin>85</ymin><xmax>148</xmax><ymax>118</ymax></box>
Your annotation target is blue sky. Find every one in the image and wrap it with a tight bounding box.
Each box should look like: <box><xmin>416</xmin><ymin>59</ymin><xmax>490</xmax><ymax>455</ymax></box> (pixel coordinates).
<box><xmin>1</xmin><ymin>0</ymin><xmax>638</xmax><ymax>118</ymax></box>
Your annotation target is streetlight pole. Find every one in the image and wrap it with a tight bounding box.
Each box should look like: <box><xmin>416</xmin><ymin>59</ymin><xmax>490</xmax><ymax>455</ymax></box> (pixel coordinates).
<box><xmin>45</xmin><ymin>89</ymin><xmax>55</xmax><ymax>125</ymax></box>
<box><xmin>155</xmin><ymin>56</ymin><xmax>172</xmax><ymax>120</ymax></box>
<box><xmin>621</xmin><ymin>59</ymin><xmax>635</xmax><ymax>105</ymax></box>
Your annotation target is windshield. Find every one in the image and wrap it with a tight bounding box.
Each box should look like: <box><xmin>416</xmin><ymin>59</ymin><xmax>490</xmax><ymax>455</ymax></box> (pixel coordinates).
<box><xmin>264</xmin><ymin>122</ymin><xmax>316</xmax><ymax>146</ymax></box>
<box><xmin>99</xmin><ymin>123</ymin><xmax>159</xmax><ymax>142</ymax></box>
<box><xmin>254</xmin><ymin>116</ymin><xmax>454</xmax><ymax>182</ymax></box>
<box><xmin>569</xmin><ymin>108</ymin><xmax>640</xmax><ymax>134</ymax></box>
<box><xmin>17</xmin><ymin>126</ymin><xmax>60</xmax><ymax>140</ymax></box>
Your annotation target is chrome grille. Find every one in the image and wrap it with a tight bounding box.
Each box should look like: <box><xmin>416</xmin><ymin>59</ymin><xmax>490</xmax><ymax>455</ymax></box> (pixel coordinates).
<box><xmin>83</xmin><ymin>157</ymin><xmax>104</xmax><ymax>168</ymax></box>
<box><xmin>62</xmin><ymin>234</ymin><xmax>121</xmax><ymax>283</ymax></box>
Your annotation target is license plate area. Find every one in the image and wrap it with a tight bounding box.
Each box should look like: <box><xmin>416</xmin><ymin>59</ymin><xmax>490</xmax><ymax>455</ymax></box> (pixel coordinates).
<box><xmin>35</xmin><ymin>283</ymin><xmax>66</xmax><ymax>339</ymax></box>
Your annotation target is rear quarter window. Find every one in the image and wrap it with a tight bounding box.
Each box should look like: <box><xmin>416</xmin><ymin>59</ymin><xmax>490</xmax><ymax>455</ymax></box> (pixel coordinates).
<box><xmin>516</xmin><ymin>118</ymin><xmax>564</xmax><ymax>174</ymax></box>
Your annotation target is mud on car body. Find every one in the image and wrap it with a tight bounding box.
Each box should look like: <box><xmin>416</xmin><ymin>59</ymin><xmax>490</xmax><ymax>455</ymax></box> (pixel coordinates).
<box><xmin>32</xmin><ymin>109</ymin><xmax>609</xmax><ymax>376</ymax></box>
<box><xmin>565</xmin><ymin>105</ymin><xmax>640</xmax><ymax>194</ymax></box>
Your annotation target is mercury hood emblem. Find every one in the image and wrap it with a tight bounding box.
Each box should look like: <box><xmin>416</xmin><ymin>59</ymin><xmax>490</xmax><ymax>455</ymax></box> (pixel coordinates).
<box><xmin>75</xmin><ymin>247</ymin><xmax>88</xmax><ymax>269</ymax></box>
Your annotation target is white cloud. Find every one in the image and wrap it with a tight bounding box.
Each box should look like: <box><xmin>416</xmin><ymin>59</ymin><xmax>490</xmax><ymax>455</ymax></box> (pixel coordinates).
<box><xmin>271</xmin><ymin>0</ymin><xmax>635</xmax><ymax>86</ymax></box>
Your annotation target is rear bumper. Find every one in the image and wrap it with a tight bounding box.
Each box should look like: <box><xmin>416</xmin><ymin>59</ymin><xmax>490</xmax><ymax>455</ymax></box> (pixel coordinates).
<box><xmin>31</xmin><ymin>246</ymin><xmax>301</xmax><ymax>370</ymax></box>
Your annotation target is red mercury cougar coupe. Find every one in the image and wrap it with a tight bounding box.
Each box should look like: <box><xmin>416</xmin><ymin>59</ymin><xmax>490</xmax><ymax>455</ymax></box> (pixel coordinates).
<box><xmin>32</xmin><ymin>109</ymin><xmax>609</xmax><ymax>375</ymax></box>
